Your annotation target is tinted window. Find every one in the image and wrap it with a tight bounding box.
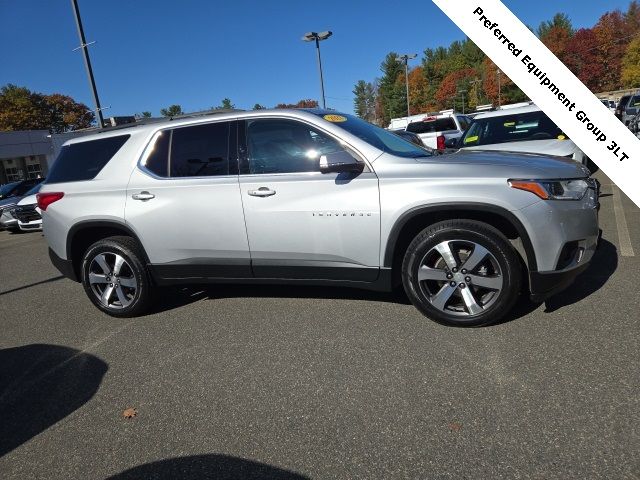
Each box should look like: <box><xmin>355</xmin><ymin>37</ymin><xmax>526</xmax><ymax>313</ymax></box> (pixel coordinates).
<box><xmin>170</xmin><ymin>122</ymin><xmax>230</xmax><ymax>177</ymax></box>
<box><xmin>628</xmin><ymin>95</ymin><xmax>640</xmax><ymax>108</ymax></box>
<box><xmin>47</xmin><ymin>135</ymin><xmax>130</xmax><ymax>183</ymax></box>
<box><xmin>406</xmin><ymin>117</ymin><xmax>457</xmax><ymax>134</ymax></box>
<box><xmin>246</xmin><ymin>119</ymin><xmax>345</xmax><ymax>174</ymax></box>
<box><xmin>461</xmin><ymin>111</ymin><xmax>564</xmax><ymax>147</ymax></box>
<box><xmin>143</xmin><ymin>130</ymin><xmax>170</xmax><ymax>177</ymax></box>
<box><xmin>309</xmin><ymin>112</ymin><xmax>430</xmax><ymax>158</ymax></box>
<box><xmin>457</xmin><ymin>115</ymin><xmax>472</xmax><ymax>131</ymax></box>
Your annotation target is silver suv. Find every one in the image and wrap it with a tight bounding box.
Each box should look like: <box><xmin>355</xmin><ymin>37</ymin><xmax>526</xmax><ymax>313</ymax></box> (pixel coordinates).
<box><xmin>38</xmin><ymin>109</ymin><xmax>600</xmax><ymax>326</ymax></box>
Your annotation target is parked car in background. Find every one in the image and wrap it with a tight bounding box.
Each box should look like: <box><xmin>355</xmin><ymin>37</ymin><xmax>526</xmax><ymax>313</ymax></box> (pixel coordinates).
<box><xmin>14</xmin><ymin>192</ymin><xmax>43</xmax><ymax>232</ymax></box>
<box><xmin>389</xmin><ymin>110</ymin><xmax>472</xmax><ymax>150</ymax></box>
<box><xmin>451</xmin><ymin>104</ymin><xmax>589</xmax><ymax>166</ymax></box>
<box><xmin>39</xmin><ymin>108</ymin><xmax>598</xmax><ymax>327</ymax></box>
<box><xmin>622</xmin><ymin>93</ymin><xmax>640</xmax><ymax>126</ymax></box>
<box><xmin>599</xmin><ymin>99</ymin><xmax>616</xmax><ymax>114</ymax></box>
<box><xmin>392</xmin><ymin>129</ymin><xmax>428</xmax><ymax>148</ymax></box>
<box><xmin>615</xmin><ymin>95</ymin><xmax>632</xmax><ymax>121</ymax></box>
<box><xmin>0</xmin><ymin>180</ymin><xmax>45</xmax><ymax>231</ymax></box>
<box><xmin>0</xmin><ymin>178</ymin><xmax>42</xmax><ymax>200</ymax></box>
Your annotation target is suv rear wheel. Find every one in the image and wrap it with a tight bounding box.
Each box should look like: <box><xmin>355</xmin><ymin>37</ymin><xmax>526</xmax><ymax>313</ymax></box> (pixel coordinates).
<box><xmin>402</xmin><ymin>220</ymin><xmax>521</xmax><ymax>327</ymax></box>
<box><xmin>80</xmin><ymin>236</ymin><xmax>152</xmax><ymax>317</ymax></box>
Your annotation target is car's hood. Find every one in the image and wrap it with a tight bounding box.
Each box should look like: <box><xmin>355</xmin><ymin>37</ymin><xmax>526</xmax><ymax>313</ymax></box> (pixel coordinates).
<box><xmin>463</xmin><ymin>139</ymin><xmax>578</xmax><ymax>157</ymax></box>
<box><xmin>416</xmin><ymin>149</ymin><xmax>590</xmax><ymax>178</ymax></box>
<box><xmin>17</xmin><ymin>194</ymin><xmax>37</xmax><ymax>206</ymax></box>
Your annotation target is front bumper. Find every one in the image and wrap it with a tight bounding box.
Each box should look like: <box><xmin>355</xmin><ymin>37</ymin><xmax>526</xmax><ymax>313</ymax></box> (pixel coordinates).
<box><xmin>49</xmin><ymin>248</ymin><xmax>79</xmax><ymax>282</ymax></box>
<box><xmin>529</xmin><ymin>228</ymin><xmax>602</xmax><ymax>302</ymax></box>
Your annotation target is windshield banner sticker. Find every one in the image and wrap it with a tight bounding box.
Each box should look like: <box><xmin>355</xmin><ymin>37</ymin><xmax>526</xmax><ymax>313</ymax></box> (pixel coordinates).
<box><xmin>432</xmin><ymin>0</ymin><xmax>640</xmax><ymax>208</ymax></box>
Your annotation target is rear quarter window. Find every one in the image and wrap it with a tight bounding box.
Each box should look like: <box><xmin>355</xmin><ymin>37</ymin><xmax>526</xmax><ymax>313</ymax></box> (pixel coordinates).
<box><xmin>406</xmin><ymin>117</ymin><xmax>457</xmax><ymax>134</ymax></box>
<box><xmin>46</xmin><ymin>135</ymin><xmax>130</xmax><ymax>183</ymax></box>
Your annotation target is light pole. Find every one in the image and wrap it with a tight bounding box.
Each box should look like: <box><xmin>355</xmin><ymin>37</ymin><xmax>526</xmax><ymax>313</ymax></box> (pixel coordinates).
<box><xmin>302</xmin><ymin>31</ymin><xmax>332</xmax><ymax>109</ymax></box>
<box><xmin>399</xmin><ymin>54</ymin><xmax>417</xmax><ymax>118</ymax></box>
<box><xmin>70</xmin><ymin>0</ymin><xmax>104</xmax><ymax>127</ymax></box>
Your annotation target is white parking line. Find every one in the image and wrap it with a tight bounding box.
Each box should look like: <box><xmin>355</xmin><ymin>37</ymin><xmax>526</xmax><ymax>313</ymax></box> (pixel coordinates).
<box><xmin>611</xmin><ymin>185</ymin><xmax>635</xmax><ymax>257</ymax></box>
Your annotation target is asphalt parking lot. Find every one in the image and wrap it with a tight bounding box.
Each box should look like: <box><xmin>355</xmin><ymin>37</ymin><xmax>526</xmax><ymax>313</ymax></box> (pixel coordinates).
<box><xmin>0</xmin><ymin>170</ymin><xmax>638</xmax><ymax>479</ymax></box>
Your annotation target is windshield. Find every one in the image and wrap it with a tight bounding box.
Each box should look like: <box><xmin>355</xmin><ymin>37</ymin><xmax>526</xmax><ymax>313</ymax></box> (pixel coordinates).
<box><xmin>312</xmin><ymin>112</ymin><xmax>432</xmax><ymax>158</ymax></box>
<box><xmin>461</xmin><ymin>111</ymin><xmax>565</xmax><ymax>147</ymax></box>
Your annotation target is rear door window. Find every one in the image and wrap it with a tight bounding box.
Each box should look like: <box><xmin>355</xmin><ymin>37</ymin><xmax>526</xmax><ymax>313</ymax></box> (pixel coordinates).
<box><xmin>169</xmin><ymin>122</ymin><xmax>231</xmax><ymax>177</ymax></box>
<box><xmin>47</xmin><ymin>135</ymin><xmax>130</xmax><ymax>183</ymax></box>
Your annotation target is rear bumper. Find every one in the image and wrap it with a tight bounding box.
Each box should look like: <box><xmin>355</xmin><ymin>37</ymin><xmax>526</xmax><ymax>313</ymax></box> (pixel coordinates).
<box><xmin>49</xmin><ymin>248</ymin><xmax>78</xmax><ymax>282</ymax></box>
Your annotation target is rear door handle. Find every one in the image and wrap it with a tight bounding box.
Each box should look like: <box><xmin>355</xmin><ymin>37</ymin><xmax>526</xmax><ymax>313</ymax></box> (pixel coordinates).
<box><xmin>131</xmin><ymin>191</ymin><xmax>155</xmax><ymax>201</ymax></box>
<box><xmin>248</xmin><ymin>187</ymin><xmax>276</xmax><ymax>197</ymax></box>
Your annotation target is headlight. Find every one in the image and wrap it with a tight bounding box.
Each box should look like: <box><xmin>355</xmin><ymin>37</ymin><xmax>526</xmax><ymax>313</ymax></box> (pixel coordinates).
<box><xmin>508</xmin><ymin>179</ymin><xmax>589</xmax><ymax>200</ymax></box>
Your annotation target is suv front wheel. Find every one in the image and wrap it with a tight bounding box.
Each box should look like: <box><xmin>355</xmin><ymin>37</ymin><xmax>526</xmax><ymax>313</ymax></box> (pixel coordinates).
<box><xmin>402</xmin><ymin>220</ymin><xmax>521</xmax><ymax>327</ymax></box>
<box><xmin>80</xmin><ymin>236</ymin><xmax>152</xmax><ymax>317</ymax></box>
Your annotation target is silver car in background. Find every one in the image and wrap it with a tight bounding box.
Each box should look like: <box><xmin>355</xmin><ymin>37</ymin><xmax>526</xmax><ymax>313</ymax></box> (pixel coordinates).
<box><xmin>37</xmin><ymin>109</ymin><xmax>599</xmax><ymax>327</ymax></box>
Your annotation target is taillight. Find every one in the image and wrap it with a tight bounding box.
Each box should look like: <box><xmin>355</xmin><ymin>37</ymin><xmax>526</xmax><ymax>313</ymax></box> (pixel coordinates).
<box><xmin>437</xmin><ymin>135</ymin><xmax>445</xmax><ymax>150</ymax></box>
<box><xmin>36</xmin><ymin>192</ymin><xmax>64</xmax><ymax>211</ymax></box>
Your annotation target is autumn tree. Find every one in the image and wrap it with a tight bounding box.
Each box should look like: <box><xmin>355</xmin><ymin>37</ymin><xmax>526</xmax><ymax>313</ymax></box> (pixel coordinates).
<box><xmin>593</xmin><ymin>10</ymin><xmax>629</xmax><ymax>91</ymax></box>
<box><xmin>353</xmin><ymin>80</ymin><xmax>376</xmax><ymax>122</ymax></box>
<box><xmin>407</xmin><ymin>66</ymin><xmax>431</xmax><ymax>114</ymax></box>
<box><xmin>275</xmin><ymin>99</ymin><xmax>318</xmax><ymax>108</ymax></box>
<box><xmin>482</xmin><ymin>58</ymin><xmax>526</xmax><ymax>106</ymax></box>
<box><xmin>622</xmin><ymin>36</ymin><xmax>640</xmax><ymax>87</ymax></box>
<box><xmin>160</xmin><ymin>104</ymin><xmax>184</xmax><ymax>117</ymax></box>
<box><xmin>435</xmin><ymin>68</ymin><xmax>478</xmax><ymax>112</ymax></box>
<box><xmin>0</xmin><ymin>84</ymin><xmax>94</xmax><ymax>133</ymax></box>
<box><xmin>564</xmin><ymin>28</ymin><xmax>604</xmax><ymax>91</ymax></box>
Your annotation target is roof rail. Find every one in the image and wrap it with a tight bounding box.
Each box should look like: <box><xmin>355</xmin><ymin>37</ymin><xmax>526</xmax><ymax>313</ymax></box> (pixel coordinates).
<box><xmin>88</xmin><ymin>108</ymin><xmax>245</xmax><ymax>134</ymax></box>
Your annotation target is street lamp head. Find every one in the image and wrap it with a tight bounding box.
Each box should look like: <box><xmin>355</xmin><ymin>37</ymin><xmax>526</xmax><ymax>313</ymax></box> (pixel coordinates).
<box><xmin>302</xmin><ymin>31</ymin><xmax>332</xmax><ymax>42</ymax></box>
<box><xmin>399</xmin><ymin>53</ymin><xmax>418</xmax><ymax>61</ymax></box>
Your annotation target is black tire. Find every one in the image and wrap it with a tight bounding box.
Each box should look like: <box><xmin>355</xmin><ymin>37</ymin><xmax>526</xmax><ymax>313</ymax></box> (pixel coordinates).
<box><xmin>402</xmin><ymin>220</ymin><xmax>522</xmax><ymax>327</ymax></box>
<box><xmin>80</xmin><ymin>236</ymin><xmax>152</xmax><ymax>317</ymax></box>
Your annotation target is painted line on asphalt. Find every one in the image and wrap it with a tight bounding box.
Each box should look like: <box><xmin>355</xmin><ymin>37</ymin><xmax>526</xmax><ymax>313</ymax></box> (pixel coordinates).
<box><xmin>611</xmin><ymin>185</ymin><xmax>635</xmax><ymax>257</ymax></box>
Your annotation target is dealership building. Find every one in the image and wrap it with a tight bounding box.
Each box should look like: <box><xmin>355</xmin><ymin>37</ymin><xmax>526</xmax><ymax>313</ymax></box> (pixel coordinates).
<box><xmin>0</xmin><ymin>130</ymin><xmax>92</xmax><ymax>185</ymax></box>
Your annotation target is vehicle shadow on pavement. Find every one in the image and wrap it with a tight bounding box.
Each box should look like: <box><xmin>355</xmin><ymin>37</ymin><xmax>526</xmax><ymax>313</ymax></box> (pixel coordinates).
<box><xmin>0</xmin><ymin>275</ymin><xmax>64</xmax><ymax>296</ymax></box>
<box><xmin>0</xmin><ymin>344</ymin><xmax>108</xmax><ymax>457</ymax></box>
<box><xmin>149</xmin><ymin>284</ymin><xmax>412</xmax><ymax>315</ymax></box>
<box><xmin>105</xmin><ymin>454</ymin><xmax>309</xmax><ymax>480</ymax></box>
<box><xmin>544</xmin><ymin>238</ymin><xmax>618</xmax><ymax>313</ymax></box>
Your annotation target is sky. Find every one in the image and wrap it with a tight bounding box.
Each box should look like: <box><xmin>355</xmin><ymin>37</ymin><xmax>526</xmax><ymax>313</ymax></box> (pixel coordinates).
<box><xmin>0</xmin><ymin>0</ymin><xmax>633</xmax><ymax>117</ymax></box>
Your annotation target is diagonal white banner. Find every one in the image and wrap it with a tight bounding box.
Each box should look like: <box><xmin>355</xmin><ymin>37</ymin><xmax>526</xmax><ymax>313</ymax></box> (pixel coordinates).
<box><xmin>433</xmin><ymin>0</ymin><xmax>640</xmax><ymax>208</ymax></box>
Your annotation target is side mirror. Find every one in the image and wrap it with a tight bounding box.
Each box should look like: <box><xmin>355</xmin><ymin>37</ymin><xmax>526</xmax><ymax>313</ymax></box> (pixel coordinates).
<box><xmin>445</xmin><ymin>138</ymin><xmax>458</xmax><ymax>148</ymax></box>
<box><xmin>319</xmin><ymin>151</ymin><xmax>364</xmax><ymax>174</ymax></box>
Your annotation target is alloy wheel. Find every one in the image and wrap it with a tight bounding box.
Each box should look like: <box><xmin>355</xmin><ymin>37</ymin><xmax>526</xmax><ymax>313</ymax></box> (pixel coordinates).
<box><xmin>417</xmin><ymin>240</ymin><xmax>503</xmax><ymax>317</ymax></box>
<box><xmin>88</xmin><ymin>252</ymin><xmax>137</xmax><ymax>309</ymax></box>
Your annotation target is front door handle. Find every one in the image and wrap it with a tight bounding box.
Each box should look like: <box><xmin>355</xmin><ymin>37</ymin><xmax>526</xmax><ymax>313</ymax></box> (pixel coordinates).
<box><xmin>131</xmin><ymin>191</ymin><xmax>155</xmax><ymax>201</ymax></box>
<box><xmin>248</xmin><ymin>187</ymin><xmax>276</xmax><ymax>197</ymax></box>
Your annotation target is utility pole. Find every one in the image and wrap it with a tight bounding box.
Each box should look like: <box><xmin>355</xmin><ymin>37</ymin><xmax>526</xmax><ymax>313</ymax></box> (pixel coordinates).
<box><xmin>458</xmin><ymin>90</ymin><xmax>467</xmax><ymax>114</ymax></box>
<box><xmin>399</xmin><ymin>54</ymin><xmax>417</xmax><ymax>118</ymax></box>
<box><xmin>71</xmin><ymin>0</ymin><xmax>104</xmax><ymax>127</ymax></box>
